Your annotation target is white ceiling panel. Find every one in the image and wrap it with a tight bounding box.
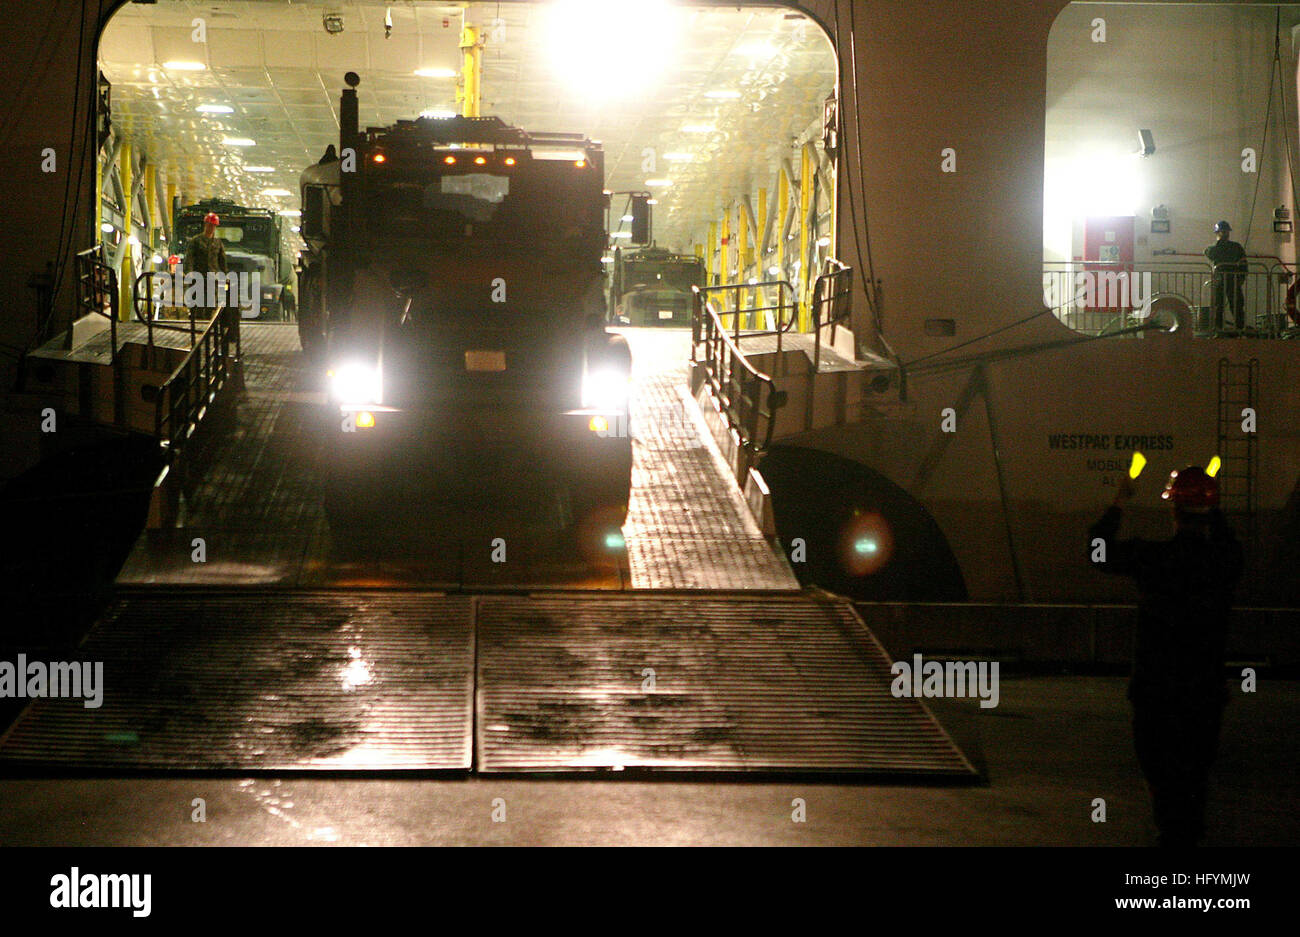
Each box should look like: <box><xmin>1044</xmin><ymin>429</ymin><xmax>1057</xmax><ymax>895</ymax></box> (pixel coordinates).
<box><xmin>100</xmin><ymin>0</ymin><xmax>835</xmax><ymax>254</ymax></box>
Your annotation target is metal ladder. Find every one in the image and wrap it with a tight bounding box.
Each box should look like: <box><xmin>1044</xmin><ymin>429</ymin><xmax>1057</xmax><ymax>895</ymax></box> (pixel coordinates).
<box><xmin>1216</xmin><ymin>357</ymin><xmax>1259</xmax><ymax>553</ymax></box>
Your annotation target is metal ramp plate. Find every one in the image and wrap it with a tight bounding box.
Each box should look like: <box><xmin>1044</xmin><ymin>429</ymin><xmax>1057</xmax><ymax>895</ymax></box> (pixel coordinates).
<box><xmin>0</xmin><ymin>592</ymin><xmax>473</xmax><ymax>771</ymax></box>
<box><xmin>475</xmin><ymin>592</ymin><xmax>977</xmax><ymax>776</ymax></box>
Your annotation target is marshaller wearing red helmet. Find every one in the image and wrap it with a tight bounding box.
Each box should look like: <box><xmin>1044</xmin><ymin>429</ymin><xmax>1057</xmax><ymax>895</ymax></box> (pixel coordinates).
<box><xmin>203</xmin><ymin>212</ymin><xmax>220</xmax><ymax>226</ymax></box>
<box><xmin>1161</xmin><ymin>465</ymin><xmax>1219</xmax><ymax>512</ymax></box>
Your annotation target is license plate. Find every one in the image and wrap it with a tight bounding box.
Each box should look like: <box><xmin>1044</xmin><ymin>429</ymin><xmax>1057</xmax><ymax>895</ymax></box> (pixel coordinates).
<box><xmin>659</xmin><ymin>309</ymin><xmax>674</xmax><ymax>319</ymax></box>
<box><xmin>465</xmin><ymin>350</ymin><xmax>506</xmax><ymax>372</ymax></box>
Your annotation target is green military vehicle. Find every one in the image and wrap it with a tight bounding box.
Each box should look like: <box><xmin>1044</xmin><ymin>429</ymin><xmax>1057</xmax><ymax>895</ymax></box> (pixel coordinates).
<box><xmin>171</xmin><ymin>197</ymin><xmax>295</xmax><ymax>321</ymax></box>
<box><xmin>607</xmin><ymin>245</ymin><xmax>704</xmax><ymax>327</ymax></box>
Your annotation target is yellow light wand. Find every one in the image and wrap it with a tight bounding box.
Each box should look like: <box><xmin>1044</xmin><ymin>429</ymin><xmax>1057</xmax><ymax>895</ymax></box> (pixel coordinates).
<box><xmin>1206</xmin><ymin>455</ymin><xmax>1222</xmax><ymax>478</ymax></box>
<box><xmin>1128</xmin><ymin>451</ymin><xmax>1147</xmax><ymax>479</ymax></box>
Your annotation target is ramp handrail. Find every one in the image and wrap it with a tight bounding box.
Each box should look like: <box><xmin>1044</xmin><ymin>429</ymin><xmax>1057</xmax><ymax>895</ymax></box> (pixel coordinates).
<box><xmin>691</xmin><ymin>286</ymin><xmax>787</xmax><ymax>454</ymax></box>
<box><xmin>74</xmin><ymin>245</ymin><xmax>119</xmax><ymax>358</ymax></box>
<box><xmin>810</xmin><ymin>258</ymin><xmax>853</xmax><ymax>369</ymax></box>
<box><xmin>153</xmin><ymin>302</ymin><xmax>241</xmax><ymax>473</ymax></box>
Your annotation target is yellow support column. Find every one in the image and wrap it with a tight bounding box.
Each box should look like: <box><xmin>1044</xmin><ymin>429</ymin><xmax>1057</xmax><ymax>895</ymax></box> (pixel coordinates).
<box><xmin>118</xmin><ymin>140</ymin><xmax>132</xmax><ymax>321</ymax></box>
<box><xmin>706</xmin><ymin>221</ymin><xmax>716</xmax><ymax>287</ymax></box>
<box><xmin>798</xmin><ymin>145</ymin><xmax>813</xmax><ymax>332</ymax></box>
<box><xmin>459</xmin><ymin>25</ymin><xmax>482</xmax><ymax>118</ymax></box>
<box><xmin>756</xmin><ymin>188</ymin><xmax>767</xmax><ymax>325</ymax></box>
<box><xmin>743</xmin><ymin>197</ymin><xmax>754</xmax><ymax>322</ymax></box>
<box><xmin>144</xmin><ymin>162</ymin><xmax>156</xmax><ymax>262</ymax></box>
<box><xmin>720</xmin><ymin>210</ymin><xmax>731</xmax><ymax>312</ymax></box>
<box><xmin>166</xmin><ymin>179</ymin><xmax>177</xmax><ymax>249</ymax></box>
<box><xmin>777</xmin><ymin>167</ymin><xmax>788</xmax><ymax>288</ymax></box>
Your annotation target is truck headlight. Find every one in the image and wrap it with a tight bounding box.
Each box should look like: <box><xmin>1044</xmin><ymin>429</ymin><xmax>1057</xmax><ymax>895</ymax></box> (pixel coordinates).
<box><xmin>582</xmin><ymin>367</ymin><xmax>629</xmax><ymax>409</ymax></box>
<box><xmin>329</xmin><ymin>362</ymin><xmax>383</xmax><ymax>404</ymax></box>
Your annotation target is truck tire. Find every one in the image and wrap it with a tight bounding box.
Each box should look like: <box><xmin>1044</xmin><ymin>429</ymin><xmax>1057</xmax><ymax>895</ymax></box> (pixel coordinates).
<box><xmin>297</xmin><ymin>269</ymin><xmax>324</xmax><ymax>362</ymax></box>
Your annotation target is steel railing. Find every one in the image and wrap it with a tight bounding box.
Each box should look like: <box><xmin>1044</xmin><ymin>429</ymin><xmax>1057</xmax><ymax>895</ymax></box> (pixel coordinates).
<box><xmin>1043</xmin><ymin>260</ymin><xmax>1298</xmax><ymax>338</ymax></box>
<box><xmin>809</xmin><ymin>258</ymin><xmax>853</xmax><ymax>369</ymax></box>
<box><xmin>691</xmin><ymin>285</ymin><xmax>788</xmax><ymax>454</ymax></box>
<box><xmin>153</xmin><ymin>302</ymin><xmax>242</xmax><ymax>487</ymax></box>
<box><xmin>74</xmin><ymin>245</ymin><xmax>119</xmax><ymax>355</ymax></box>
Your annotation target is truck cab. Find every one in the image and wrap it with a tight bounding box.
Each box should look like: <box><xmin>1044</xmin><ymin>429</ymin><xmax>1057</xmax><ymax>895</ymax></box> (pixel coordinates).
<box><xmin>171</xmin><ymin>198</ymin><xmax>296</xmax><ymax>321</ymax></box>
<box><xmin>297</xmin><ymin>74</ymin><xmax>633</xmax><ymax>535</ymax></box>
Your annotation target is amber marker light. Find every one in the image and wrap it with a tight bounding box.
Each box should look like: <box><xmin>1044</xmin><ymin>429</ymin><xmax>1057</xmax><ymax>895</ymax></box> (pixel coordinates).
<box><xmin>372</xmin><ymin>152</ymin><xmax>386</xmax><ymax>163</ymax></box>
<box><xmin>1128</xmin><ymin>451</ymin><xmax>1147</xmax><ymax>479</ymax></box>
<box><xmin>356</xmin><ymin>411</ymin><xmax>376</xmax><ymax>429</ymax></box>
<box><xmin>588</xmin><ymin>415</ymin><xmax>609</xmax><ymax>434</ymax></box>
<box><xmin>443</xmin><ymin>155</ymin><xmax>456</xmax><ymax>165</ymax></box>
<box><xmin>574</xmin><ymin>159</ymin><xmax>587</xmax><ymax>168</ymax></box>
<box><xmin>474</xmin><ymin>155</ymin><xmax>487</xmax><ymax>165</ymax></box>
<box><xmin>504</xmin><ymin>157</ymin><xmax>517</xmax><ymax>166</ymax></box>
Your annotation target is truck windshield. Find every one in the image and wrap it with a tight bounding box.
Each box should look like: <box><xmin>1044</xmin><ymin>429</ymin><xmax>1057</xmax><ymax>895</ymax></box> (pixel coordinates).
<box><xmin>176</xmin><ymin>216</ymin><xmax>275</xmax><ymax>255</ymax></box>
<box><xmin>365</xmin><ymin>165</ymin><xmax>601</xmax><ymax>246</ymax></box>
<box><xmin>624</xmin><ymin>262</ymin><xmax>701</xmax><ymax>293</ymax></box>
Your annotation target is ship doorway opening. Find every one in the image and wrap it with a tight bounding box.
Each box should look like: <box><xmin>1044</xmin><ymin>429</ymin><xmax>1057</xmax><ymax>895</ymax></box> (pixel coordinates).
<box><xmin>96</xmin><ymin>1</ymin><xmax>839</xmax><ymax>311</ymax></box>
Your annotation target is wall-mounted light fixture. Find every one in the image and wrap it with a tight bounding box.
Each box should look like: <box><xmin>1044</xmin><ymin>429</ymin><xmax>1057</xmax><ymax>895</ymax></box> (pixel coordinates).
<box><xmin>1273</xmin><ymin>206</ymin><xmax>1292</xmax><ymax>234</ymax></box>
<box><xmin>1151</xmin><ymin>203</ymin><xmax>1170</xmax><ymax>234</ymax></box>
<box><xmin>323</xmin><ymin>13</ymin><xmax>344</xmax><ymax>35</ymax></box>
<box><xmin>1137</xmin><ymin>129</ymin><xmax>1155</xmax><ymax>157</ymax></box>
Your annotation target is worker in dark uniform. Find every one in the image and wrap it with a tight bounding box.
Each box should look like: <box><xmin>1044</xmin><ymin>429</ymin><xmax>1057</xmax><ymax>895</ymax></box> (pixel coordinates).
<box><xmin>183</xmin><ymin>211</ymin><xmax>228</xmax><ymax>317</ymax></box>
<box><xmin>1089</xmin><ymin>465</ymin><xmax>1242</xmax><ymax>847</ymax></box>
<box><xmin>1204</xmin><ymin>220</ymin><xmax>1247</xmax><ymax>333</ymax></box>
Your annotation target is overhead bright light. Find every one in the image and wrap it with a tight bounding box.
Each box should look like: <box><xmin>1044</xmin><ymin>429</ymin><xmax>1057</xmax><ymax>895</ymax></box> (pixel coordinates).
<box><xmin>243</xmin><ymin>166</ymin><xmax>275</xmax><ymax>173</ymax></box>
<box><xmin>704</xmin><ymin>89</ymin><xmax>741</xmax><ymax>99</ymax></box>
<box><xmin>221</xmin><ymin>137</ymin><xmax>255</xmax><ymax>147</ymax></box>
<box><xmin>682</xmin><ymin>124</ymin><xmax>716</xmax><ymax>133</ymax></box>
<box><xmin>127</xmin><ymin>234</ymin><xmax>140</xmax><ymax>246</ymax></box>
<box><xmin>162</xmin><ymin>61</ymin><xmax>206</xmax><ymax>71</ymax></box>
<box><xmin>621</xmin><ymin>214</ymin><xmax>634</xmax><ymax>222</ymax></box>
<box><xmin>542</xmin><ymin>0</ymin><xmax>678</xmax><ymax>100</ymax></box>
<box><xmin>152</xmin><ymin>254</ymin><xmax>164</xmax><ymax>265</ymax></box>
<box><xmin>817</xmin><ymin>236</ymin><xmax>831</xmax><ymax>247</ymax></box>
<box><xmin>261</xmin><ymin>188</ymin><xmax>292</xmax><ymax>197</ymax></box>
<box><xmin>420</xmin><ymin>108</ymin><xmax>457</xmax><ymax>119</ymax></box>
<box><xmin>196</xmin><ymin>104</ymin><xmax>233</xmax><ymax>114</ymax></box>
<box><xmin>645</xmin><ymin>178</ymin><xmax>672</xmax><ymax>187</ymax></box>
<box><xmin>646</xmin><ymin>198</ymin><xmax>658</xmax><ymax>205</ymax></box>
<box><xmin>100</xmin><ymin>222</ymin><xmax>115</xmax><ymax>233</ymax></box>
<box><xmin>291</xmin><ymin>226</ymin><xmax>301</xmax><ymax>233</ymax></box>
<box><xmin>414</xmin><ymin>67</ymin><xmax>457</xmax><ymax>78</ymax></box>
<box><xmin>610</xmin><ymin>231</ymin><xmax>632</xmax><ymax>239</ymax></box>
<box><xmin>278</xmin><ymin>210</ymin><xmax>302</xmax><ymax>217</ymax></box>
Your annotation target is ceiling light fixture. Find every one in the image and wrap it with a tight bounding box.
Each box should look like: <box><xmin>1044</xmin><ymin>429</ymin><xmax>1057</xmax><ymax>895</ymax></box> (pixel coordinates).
<box><xmin>243</xmin><ymin>166</ymin><xmax>275</xmax><ymax>173</ymax></box>
<box><xmin>645</xmin><ymin>178</ymin><xmax>672</xmax><ymax>187</ymax></box>
<box><xmin>262</xmin><ymin>188</ymin><xmax>293</xmax><ymax>197</ymax></box>
<box><xmin>221</xmin><ymin>137</ymin><xmax>255</xmax><ymax>147</ymax></box>
<box><xmin>196</xmin><ymin>104</ymin><xmax>233</xmax><ymax>114</ymax></box>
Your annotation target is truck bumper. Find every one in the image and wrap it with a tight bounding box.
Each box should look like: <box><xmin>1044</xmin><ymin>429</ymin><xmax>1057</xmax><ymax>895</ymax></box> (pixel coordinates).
<box><xmin>322</xmin><ymin>404</ymin><xmax>633</xmax><ymax>503</ymax></box>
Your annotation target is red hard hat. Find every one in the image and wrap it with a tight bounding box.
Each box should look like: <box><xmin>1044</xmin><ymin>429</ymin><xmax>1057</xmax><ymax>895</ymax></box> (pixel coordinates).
<box><xmin>1161</xmin><ymin>465</ymin><xmax>1219</xmax><ymax>511</ymax></box>
<box><xmin>203</xmin><ymin>212</ymin><xmax>220</xmax><ymax>225</ymax></box>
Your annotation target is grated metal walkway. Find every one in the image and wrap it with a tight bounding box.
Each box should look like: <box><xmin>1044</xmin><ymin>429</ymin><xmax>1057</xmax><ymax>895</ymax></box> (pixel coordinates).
<box><xmin>0</xmin><ymin>590</ymin><xmax>974</xmax><ymax>778</ymax></box>
<box><xmin>0</xmin><ymin>592</ymin><xmax>474</xmax><ymax>771</ymax></box>
<box><xmin>115</xmin><ymin>324</ymin><xmax>795</xmax><ymax>591</ymax></box>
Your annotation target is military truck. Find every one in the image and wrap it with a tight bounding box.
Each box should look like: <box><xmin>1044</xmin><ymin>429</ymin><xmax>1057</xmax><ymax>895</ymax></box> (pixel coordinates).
<box><xmin>170</xmin><ymin>198</ymin><xmax>295</xmax><ymax>320</ymax></box>
<box><xmin>296</xmin><ymin>73</ymin><xmax>632</xmax><ymax>531</ymax></box>
<box><xmin>608</xmin><ymin>245</ymin><xmax>704</xmax><ymax>326</ymax></box>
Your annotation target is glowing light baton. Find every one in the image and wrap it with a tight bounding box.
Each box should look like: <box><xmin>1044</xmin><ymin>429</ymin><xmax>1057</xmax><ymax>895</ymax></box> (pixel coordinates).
<box><xmin>1128</xmin><ymin>451</ymin><xmax>1147</xmax><ymax>479</ymax></box>
<box><xmin>1206</xmin><ymin>455</ymin><xmax>1222</xmax><ymax>478</ymax></box>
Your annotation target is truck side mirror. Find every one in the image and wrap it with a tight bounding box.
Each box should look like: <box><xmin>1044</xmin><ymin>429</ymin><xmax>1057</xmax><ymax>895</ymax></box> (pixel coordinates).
<box><xmin>630</xmin><ymin>194</ymin><xmax>651</xmax><ymax>246</ymax></box>
<box><xmin>302</xmin><ymin>186</ymin><xmax>325</xmax><ymax>239</ymax></box>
